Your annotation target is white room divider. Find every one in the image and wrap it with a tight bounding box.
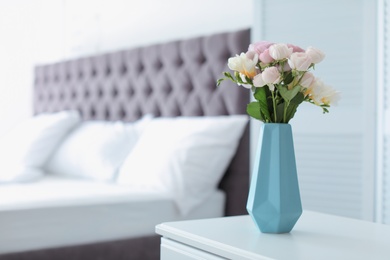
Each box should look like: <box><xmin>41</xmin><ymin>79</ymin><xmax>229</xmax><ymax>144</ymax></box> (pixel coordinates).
<box><xmin>252</xmin><ymin>0</ymin><xmax>378</xmax><ymax>221</ymax></box>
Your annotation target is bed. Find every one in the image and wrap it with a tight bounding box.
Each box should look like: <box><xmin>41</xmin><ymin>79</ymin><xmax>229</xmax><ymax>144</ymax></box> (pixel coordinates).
<box><xmin>0</xmin><ymin>28</ymin><xmax>250</xmax><ymax>260</ymax></box>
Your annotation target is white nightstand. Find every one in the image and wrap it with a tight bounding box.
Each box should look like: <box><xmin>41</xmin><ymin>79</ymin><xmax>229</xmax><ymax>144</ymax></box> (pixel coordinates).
<box><xmin>156</xmin><ymin>211</ymin><xmax>390</xmax><ymax>260</ymax></box>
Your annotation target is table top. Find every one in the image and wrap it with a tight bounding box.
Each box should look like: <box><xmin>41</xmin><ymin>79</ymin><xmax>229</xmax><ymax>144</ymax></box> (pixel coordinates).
<box><xmin>156</xmin><ymin>211</ymin><xmax>390</xmax><ymax>260</ymax></box>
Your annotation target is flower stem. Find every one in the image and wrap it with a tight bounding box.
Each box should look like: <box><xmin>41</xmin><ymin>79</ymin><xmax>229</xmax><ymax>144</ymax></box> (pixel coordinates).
<box><xmin>271</xmin><ymin>91</ymin><xmax>277</xmax><ymax>122</ymax></box>
<box><xmin>283</xmin><ymin>100</ymin><xmax>290</xmax><ymax>123</ymax></box>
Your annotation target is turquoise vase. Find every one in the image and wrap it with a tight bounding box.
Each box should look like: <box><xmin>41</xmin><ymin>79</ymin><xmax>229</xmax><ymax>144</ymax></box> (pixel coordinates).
<box><xmin>247</xmin><ymin>123</ymin><xmax>302</xmax><ymax>233</ymax></box>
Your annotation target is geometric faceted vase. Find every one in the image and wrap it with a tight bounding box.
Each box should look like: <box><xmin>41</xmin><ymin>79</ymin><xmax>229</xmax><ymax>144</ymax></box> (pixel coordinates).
<box><xmin>246</xmin><ymin>123</ymin><xmax>302</xmax><ymax>233</ymax></box>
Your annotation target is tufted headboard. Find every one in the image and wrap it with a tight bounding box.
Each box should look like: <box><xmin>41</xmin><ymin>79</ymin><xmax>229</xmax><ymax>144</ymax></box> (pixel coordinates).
<box><xmin>33</xmin><ymin>28</ymin><xmax>250</xmax><ymax>216</ymax></box>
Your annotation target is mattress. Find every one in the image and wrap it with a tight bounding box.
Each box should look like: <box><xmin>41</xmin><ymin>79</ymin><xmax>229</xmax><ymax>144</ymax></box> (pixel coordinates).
<box><xmin>0</xmin><ymin>176</ymin><xmax>225</xmax><ymax>254</ymax></box>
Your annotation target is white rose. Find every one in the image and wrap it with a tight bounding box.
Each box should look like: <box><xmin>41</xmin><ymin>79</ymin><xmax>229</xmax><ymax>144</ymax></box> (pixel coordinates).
<box><xmin>288</xmin><ymin>52</ymin><xmax>312</xmax><ymax>71</ymax></box>
<box><xmin>305</xmin><ymin>46</ymin><xmax>325</xmax><ymax>64</ymax></box>
<box><xmin>269</xmin><ymin>43</ymin><xmax>293</xmax><ymax>60</ymax></box>
<box><xmin>253</xmin><ymin>73</ymin><xmax>265</xmax><ymax>88</ymax></box>
<box><xmin>262</xmin><ymin>67</ymin><xmax>281</xmax><ymax>84</ymax></box>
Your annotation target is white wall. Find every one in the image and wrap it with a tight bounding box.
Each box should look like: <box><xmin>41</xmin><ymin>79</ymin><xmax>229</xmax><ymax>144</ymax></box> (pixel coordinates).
<box><xmin>0</xmin><ymin>0</ymin><xmax>253</xmax><ymax>136</ymax></box>
<box><xmin>61</xmin><ymin>0</ymin><xmax>253</xmax><ymax>60</ymax></box>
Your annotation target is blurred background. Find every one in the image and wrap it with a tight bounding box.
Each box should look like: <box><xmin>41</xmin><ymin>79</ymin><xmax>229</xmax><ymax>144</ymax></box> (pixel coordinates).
<box><xmin>0</xmin><ymin>0</ymin><xmax>253</xmax><ymax>134</ymax></box>
<box><xmin>1</xmin><ymin>0</ymin><xmax>389</xmax><ymax>224</ymax></box>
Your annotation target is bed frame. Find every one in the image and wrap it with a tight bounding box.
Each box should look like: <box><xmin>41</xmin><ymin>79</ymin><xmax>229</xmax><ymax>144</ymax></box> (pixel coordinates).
<box><xmin>0</xmin><ymin>28</ymin><xmax>250</xmax><ymax>260</ymax></box>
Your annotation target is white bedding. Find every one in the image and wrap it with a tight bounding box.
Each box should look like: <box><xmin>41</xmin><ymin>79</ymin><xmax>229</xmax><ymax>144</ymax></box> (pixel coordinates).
<box><xmin>0</xmin><ymin>176</ymin><xmax>225</xmax><ymax>254</ymax></box>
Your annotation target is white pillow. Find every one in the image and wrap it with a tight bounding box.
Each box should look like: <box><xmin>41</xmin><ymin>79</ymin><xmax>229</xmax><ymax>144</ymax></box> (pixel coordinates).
<box><xmin>45</xmin><ymin>115</ymin><xmax>153</xmax><ymax>182</ymax></box>
<box><xmin>0</xmin><ymin>166</ymin><xmax>44</xmax><ymax>183</ymax></box>
<box><xmin>0</xmin><ymin>110</ymin><xmax>81</xmax><ymax>183</ymax></box>
<box><xmin>116</xmin><ymin>115</ymin><xmax>248</xmax><ymax>215</ymax></box>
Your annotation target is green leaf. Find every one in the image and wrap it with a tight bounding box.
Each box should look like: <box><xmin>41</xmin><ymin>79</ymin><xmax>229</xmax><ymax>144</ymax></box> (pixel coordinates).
<box><xmin>321</xmin><ymin>104</ymin><xmax>330</xmax><ymax>114</ymax></box>
<box><xmin>283</xmin><ymin>71</ymin><xmax>294</xmax><ymax>85</ymax></box>
<box><xmin>276</xmin><ymin>103</ymin><xmax>285</xmax><ymax>123</ymax></box>
<box><xmin>223</xmin><ymin>72</ymin><xmax>235</xmax><ymax>82</ymax></box>
<box><xmin>216</xmin><ymin>78</ymin><xmax>224</xmax><ymax>86</ymax></box>
<box><xmin>284</xmin><ymin>92</ymin><xmax>305</xmax><ymax>122</ymax></box>
<box><xmin>253</xmin><ymin>86</ymin><xmax>266</xmax><ymax>101</ymax></box>
<box><xmin>234</xmin><ymin>71</ymin><xmax>243</xmax><ymax>83</ymax></box>
<box><xmin>246</xmin><ymin>102</ymin><xmax>263</xmax><ymax>121</ymax></box>
<box><xmin>253</xmin><ymin>88</ymin><xmax>271</xmax><ymax>121</ymax></box>
<box><xmin>277</xmin><ymin>83</ymin><xmax>301</xmax><ymax>102</ymax></box>
<box><xmin>224</xmin><ymin>72</ymin><xmax>233</xmax><ymax>78</ymax></box>
<box><xmin>217</xmin><ymin>72</ymin><xmax>237</xmax><ymax>86</ymax></box>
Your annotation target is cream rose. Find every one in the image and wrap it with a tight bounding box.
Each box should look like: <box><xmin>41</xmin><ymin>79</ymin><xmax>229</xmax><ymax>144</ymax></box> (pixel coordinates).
<box><xmin>306</xmin><ymin>46</ymin><xmax>325</xmax><ymax>64</ymax></box>
<box><xmin>310</xmin><ymin>79</ymin><xmax>340</xmax><ymax>105</ymax></box>
<box><xmin>228</xmin><ymin>53</ymin><xmax>258</xmax><ymax>78</ymax></box>
<box><xmin>269</xmin><ymin>43</ymin><xmax>293</xmax><ymax>60</ymax></box>
<box><xmin>299</xmin><ymin>72</ymin><xmax>315</xmax><ymax>89</ymax></box>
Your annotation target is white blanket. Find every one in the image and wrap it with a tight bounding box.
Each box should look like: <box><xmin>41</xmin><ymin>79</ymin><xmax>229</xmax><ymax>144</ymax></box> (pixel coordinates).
<box><xmin>0</xmin><ymin>176</ymin><xmax>225</xmax><ymax>254</ymax></box>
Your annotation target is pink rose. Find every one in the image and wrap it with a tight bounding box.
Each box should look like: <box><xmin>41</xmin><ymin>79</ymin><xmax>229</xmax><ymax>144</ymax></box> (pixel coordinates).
<box><xmin>262</xmin><ymin>67</ymin><xmax>281</xmax><ymax>84</ymax></box>
<box><xmin>246</xmin><ymin>51</ymin><xmax>257</xmax><ymax>60</ymax></box>
<box><xmin>259</xmin><ymin>49</ymin><xmax>274</xmax><ymax>64</ymax></box>
<box><xmin>248</xmin><ymin>41</ymin><xmax>274</xmax><ymax>55</ymax></box>
<box><xmin>288</xmin><ymin>52</ymin><xmax>312</xmax><ymax>71</ymax></box>
<box><xmin>287</xmin><ymin>44</ymin><xmax>305</xmax><ymax>53</ymax></box>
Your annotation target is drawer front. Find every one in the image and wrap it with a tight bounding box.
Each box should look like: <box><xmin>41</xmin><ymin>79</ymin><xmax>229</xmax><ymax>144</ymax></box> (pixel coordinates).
<box><xmin>161</xmin><ymin>238</ymin><xmax>227</xmax><ymax>260</ymax></box>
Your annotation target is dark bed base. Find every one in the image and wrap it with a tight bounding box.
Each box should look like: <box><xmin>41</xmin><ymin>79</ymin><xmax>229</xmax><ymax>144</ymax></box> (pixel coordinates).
<box><xmin>3</xmin><ymin>28</ymin><xmax>251</xmax><ymax>260</ymax></box>
<box><xmin>0</xmin><ymin>236</ymin><xmax>160</xmax><ymax>260</ymax></box>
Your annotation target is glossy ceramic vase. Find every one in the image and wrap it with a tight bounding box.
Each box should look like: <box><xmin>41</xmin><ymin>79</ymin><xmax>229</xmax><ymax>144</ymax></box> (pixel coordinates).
<box><xmin>247</xmin><ymin>123</ymin><xmax>302</xmax><ymax>233</ymax></box>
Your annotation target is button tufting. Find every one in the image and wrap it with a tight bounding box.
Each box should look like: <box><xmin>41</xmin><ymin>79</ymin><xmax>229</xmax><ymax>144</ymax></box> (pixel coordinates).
<box><xmin>119</xmin><ymin>107</ymin><xmax>126</xmax><ymax>119</ymax></box>
<box><xmin>111</xmin><ymin>87</ymin><xmax>118</xmax><ymax>97</ymax></box>
<box><xmin>105</xmin><ymin>67</ymin><xmax>111</xmax><ymax>76</ymax></box>
<box><xmin>97</xmin><ymin>88</ymin><xmax>104</xmax><ymax>98</ymax></box>
<box><xmin>91</xmin><ymin>68</ymin><xmax>97</xmax><ymax>77</ymax></box>
<box><xmin>199</xmin><ymin>56</ymin><xmax>207</xmax><ymax>64</ymax></box>
<box><xmin>164</xmin><ymin>85</ymin><xmax>172</xmax><ymax>95</ymax></box>
<box><xmin>144</xmin><ymin>85</ymin><xmax>152</xmax><ymax>95</ymax></box>
<box><xmin>90</xmin><ymin>107</ymin><xmax>96</xmax><ymax>118</ymax></box>
<box><xmin>127</xmin><ymin>87</ymin><xmax>134</xmax><ymax>97</ymax></box>
<box><xmin>105</xmin><ymin>107</ymin><xmax>110</xmax><ymax>119</ymax></box>
<box><xmin>121</xmin><ymin>64</ymin><xmax>127</xmax><ymax>75</ymax></box>
<box><xmin>137</xmin><ymin>63</ymin><xmax>144</xmax><ymax>73</ymax></box>
<box><xmin>176</xmin><ymin>58</ymin><xmax>183</xmax><ymax>67</ymax></box>
<box><xmin>155</xmin><ymin>60</ymin><xmax>163</xmax><ymax>70</ymax></box>
<box><xmin>84</xmin><ymin>89</ymin><xmax>90</xmax><ymax>99</ymax></box>
<box><xmin>33</xmin><ymin>28</ymin><xmax>249</xmax><ymax>130</ymax></box>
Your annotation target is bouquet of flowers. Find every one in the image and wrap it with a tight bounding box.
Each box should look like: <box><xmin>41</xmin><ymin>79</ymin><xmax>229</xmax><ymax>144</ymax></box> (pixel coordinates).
<box><xmin>217</xmin><ymin>41</ymin><xmax>340</xmax><ymax>123</ymax></box>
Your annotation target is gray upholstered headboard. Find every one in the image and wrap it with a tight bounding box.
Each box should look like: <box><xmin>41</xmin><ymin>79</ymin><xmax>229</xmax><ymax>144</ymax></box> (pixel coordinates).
<box><xmin>33</xmin><ymin>28</ymin><xmax>250</xmax><ymax>216</ymax></box>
